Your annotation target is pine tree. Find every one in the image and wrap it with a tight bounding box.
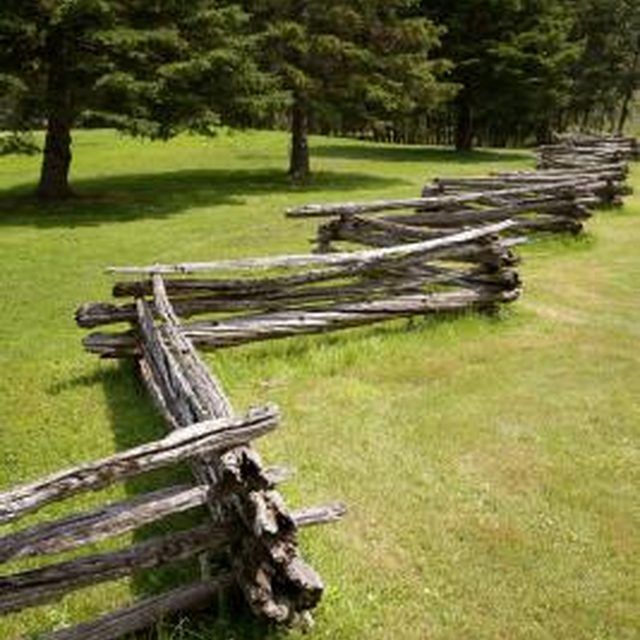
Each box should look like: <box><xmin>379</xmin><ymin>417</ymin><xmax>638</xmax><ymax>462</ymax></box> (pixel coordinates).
<box><xmin>246</xmin><ymin>0</ymin><xmax>453</xmax><ymax>181</ymax></box>
<box><xmin>569</xmin><ymin>0</ymin><xmax>640</xmax><ymax>133</ymax></box>
<box><xmin>422</xmin><ymin>0</ymin><xmax>582</xmax><ymax>150</ymax></box>
<box><xmin>0</xmin><ymin>1</ymin><xmax>276</xmax><ymax>200</ymax></box>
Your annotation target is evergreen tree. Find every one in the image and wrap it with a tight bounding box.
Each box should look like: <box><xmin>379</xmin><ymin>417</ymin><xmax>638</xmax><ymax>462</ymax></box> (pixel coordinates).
<box><xmin>0</xmin><ymin>1</ymin><xmax>275</xmax><ymax>200</ymax></box>
<box><xmin>422</xmin><ymin>0</ymin><xmax>581</xmax><ymax>150</ymax></box>
<box><xmin>569</xmin><ymin>0</ymin><xmax>640</xmax><ymax>134</ymax></box>
<box><xmin>246</xmin><ymin>0</ymin><xmax>453</xmax><ymax>181</ymax></box>
<box><xmin>487</xmin><ymin>1</ymin><xmax>580</xmax><ymax>144</ymax></box>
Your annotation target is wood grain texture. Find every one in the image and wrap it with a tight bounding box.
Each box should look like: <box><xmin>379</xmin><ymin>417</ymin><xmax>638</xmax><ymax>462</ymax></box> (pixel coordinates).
<box><xmin>0</xmin><ymin>523</ymin><xmax>231</xmax><ymax>615</ymax></box>
<box><xmin>0</xmin><ymin>406</ymin><xmax>279</xmax><ymax>524</ymax></box>
<box><xmin>42</xmin><ymin>579</ymin><xmax>231</xmax><ymax>640</ymax></box>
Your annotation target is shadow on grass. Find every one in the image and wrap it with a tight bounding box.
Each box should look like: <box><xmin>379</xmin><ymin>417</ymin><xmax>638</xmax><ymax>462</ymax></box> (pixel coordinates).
<box><xmin>67</xmin><ymin>360</ymin><xmax>281</xmax><ymax>638</ymax></box>
<box><xmin>0</xmin><ymin>168</ymin><xmax>407</xmax><ymax>229</ymax></box>
<box><xmin>314</xmin><ymin>142</ymin><xmax>533</xmax><ymax>164</ymax></box>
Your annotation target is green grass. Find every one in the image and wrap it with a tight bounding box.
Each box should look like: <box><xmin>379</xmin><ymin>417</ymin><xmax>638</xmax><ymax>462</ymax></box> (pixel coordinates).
<box><xmin>0</xmin><ymin>130</ymin><xmax>638</xmax><ymax>640</ymax></box>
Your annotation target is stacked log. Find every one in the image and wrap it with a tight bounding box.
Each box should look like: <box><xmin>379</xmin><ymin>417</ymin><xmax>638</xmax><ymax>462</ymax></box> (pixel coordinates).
<box><xmin>287</xmin><ymin>186</ymin><xmax>582</xmax><ymax>244</ymax></box>
<box><xmin>129</xmin><ymin>282</ymin><xmax>338</xmax><ymax>627</ymax></box>
<box><xmin>0</xmin><ymin>408</ymin><xmax>334</xmax><ymax>621</ymax></box>
<box><xmin>538</xmin><ymin>133</ymin><xmax>639</xmax><ymax>170</ymax></box>
<box><xmin>0</xmin><ymin>395</ymin><xmax>344</xmax><ymax>638</ymax></box>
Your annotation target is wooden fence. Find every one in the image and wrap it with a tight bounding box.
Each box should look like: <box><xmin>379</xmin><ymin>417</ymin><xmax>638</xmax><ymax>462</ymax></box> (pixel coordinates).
<box><xmin>288</xmin><ymin>135</ymin><xmax>636</xmax><ymax>243</ymax></box>
<box><xmin>0</xmin><ymin>275</ymin><xmax>345</xmax><ymax>639</ymax></box>
<box><xmin>3</xmin><ymin>134</ymin><xmax>634</xmax><ymax>639</ymax></box>
<box><xmin>537</xmin><ymin>134</ymin><xmax>638</xmax><ymax>171</ymax></box>
<box><xmin>78</xmin><ymin>221</ymin><xmax>521</xmax><ymax>358</ymax></box>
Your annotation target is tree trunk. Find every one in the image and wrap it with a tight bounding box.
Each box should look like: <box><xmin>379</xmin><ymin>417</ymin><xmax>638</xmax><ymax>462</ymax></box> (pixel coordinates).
<box><xmin>454</xmin><ymin>95</ymin><xmax>474</xmax><ymax>152</ymax></box>
<box><xmin>37</xmin><ymin>31</ymin><xmax>74</xmax><ymax>201</ymax></box>
<box><xmin>535</xmin><ymin>120</ymin><xmax>553</xmax><ymax>146</ymax></box>
<box><xmin>289</xmin><ymin>96</ymin><xmax>310</xmax><ymax>182</ymax></box>
<box><xmin>616</xmin><ymin>44</ymin><xmax>640</xmax><ymax>135</ymax></box>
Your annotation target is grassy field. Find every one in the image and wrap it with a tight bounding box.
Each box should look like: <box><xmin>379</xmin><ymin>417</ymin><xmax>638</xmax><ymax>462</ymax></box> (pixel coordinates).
<box><xmin>0</xmin><ymin>130</ymin><xmax>638</xmax><ymax>640</ymax></box>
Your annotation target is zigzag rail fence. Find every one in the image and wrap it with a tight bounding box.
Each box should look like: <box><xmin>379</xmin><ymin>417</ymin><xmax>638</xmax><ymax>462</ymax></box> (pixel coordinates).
<box><xmin>1</xmin><ymin>134</ymin><xmax>635</xmax><ymax>639</ymax></box>
<box><xmin>287</xmin><ymin>135</ymin><xmax>637</xmax><ymax>248</ymax></box>
<box><xmin>0</xmin><ymin>276</ymin><xmax>346</xmax><ymax>640</ymax></box>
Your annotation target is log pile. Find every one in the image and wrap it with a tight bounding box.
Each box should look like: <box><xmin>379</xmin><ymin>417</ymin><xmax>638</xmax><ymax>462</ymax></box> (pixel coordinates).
<box><xmin>288</xmin><ymin>135</ymin><xmax>636</xmax><ymax>243</ymax></box>
<box><xmin>0</xmin><ymin>277</ymin><xmax>345</xmax><ymax>640</ymax></box>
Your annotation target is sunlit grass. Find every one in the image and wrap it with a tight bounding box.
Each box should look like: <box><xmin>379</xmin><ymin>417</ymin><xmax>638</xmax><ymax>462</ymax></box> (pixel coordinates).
<box><xmin>0</xmin><ymin>130</ymin><xmax>637</xmax><ymax>639</ymax></box>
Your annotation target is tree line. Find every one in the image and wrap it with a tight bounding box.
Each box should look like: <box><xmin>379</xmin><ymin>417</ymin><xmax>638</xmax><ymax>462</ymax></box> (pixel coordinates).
<box><xmin>0</xmin><ymin>0</ymin><xmax>638</xmax><ymax>200</ymax></box>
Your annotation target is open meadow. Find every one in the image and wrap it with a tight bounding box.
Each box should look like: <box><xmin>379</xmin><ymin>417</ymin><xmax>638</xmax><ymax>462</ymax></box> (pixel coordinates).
<box><xmin>0</xmin><ymin>130</ymin><xmax>638</xmax><ymax>639</ymax></box>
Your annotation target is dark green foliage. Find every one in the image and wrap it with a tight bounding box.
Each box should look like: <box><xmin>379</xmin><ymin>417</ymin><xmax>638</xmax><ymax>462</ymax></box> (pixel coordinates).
<box><xmin>0</xmin><ymin>1</ymin><xmax>279</xmax><ymax>198</ymax></box>
<box><xmin>246</xmin><ymin>0</ymin><xmax>455</xmax><ymax>179</ymax></box>
<box><xmin>417</xmin><ymin>0</ymin><xmax>639</xmax><ymax>149</ymax></box>
<box><xmin>569</xmin><ymin>0</ymin><xmax>640</xmax><ymax>133</ymax></box>
<box><xmin>422</xmin><ymin>0</ymin><xmax>582</xmax><ymax>149</ymax></box>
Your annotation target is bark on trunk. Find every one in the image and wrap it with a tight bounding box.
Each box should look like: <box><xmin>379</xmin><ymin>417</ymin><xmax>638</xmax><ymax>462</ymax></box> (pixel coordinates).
<box><xmin>454</xmin><ymin>94</ymin><xmax>474</xmax><ymax>152</ymax></box>
<box><xmin>535</xmin><ymin>121</ymin><xmax>553</xmax><ymax>146</ymax></box>
<box><xmin>37</xmin><ymin>31</ymin><xmax>74</xmax><ymax>201</ymax></box>
<box><xmin>616</xmin><ymin>44</ymin><xmax>640</xmax><ymax>135</ymax></box>
<box><xmin>289</xmin><ymin>96</ymin><xmax>310</xmax><ymax>182</ymax></box>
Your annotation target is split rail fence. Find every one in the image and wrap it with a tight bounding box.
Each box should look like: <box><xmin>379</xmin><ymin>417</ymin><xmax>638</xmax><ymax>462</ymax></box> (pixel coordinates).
<box><xmin>0</xmin><ymin>275</ymin><xmax>346</xmax><ymax>639</ymax></box>
<box><xmin>1</xmin><ymin>134</ymin><xmax>636</xmax><ymax>639</ymax></box>
<box><xmin>79</xmin><ymin>222</ymin><xmax>522</xmax><ymax>356</ymax></box>
<box><xmin>287</xmin><ymin>134</ymin><xmax>637</xmax><ymax>244</ymax></box>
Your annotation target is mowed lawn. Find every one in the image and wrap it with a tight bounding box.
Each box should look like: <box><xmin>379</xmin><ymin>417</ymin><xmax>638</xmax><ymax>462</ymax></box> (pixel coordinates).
<box><xmin>0</xmin><ymin>130</ymin><xmax>638</xmax><ymax>640</ymax></box>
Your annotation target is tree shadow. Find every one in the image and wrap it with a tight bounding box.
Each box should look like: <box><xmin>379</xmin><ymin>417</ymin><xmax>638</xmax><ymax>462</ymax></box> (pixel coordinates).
<box><xmin>0</xmin><ymin>168</ymin><xmax>408</xmax><ymax>229</ymax></box>
<box><xmin>314</xmin><ymin>142</ymin><xmax>533</xmax><ymax>165</ymax></box>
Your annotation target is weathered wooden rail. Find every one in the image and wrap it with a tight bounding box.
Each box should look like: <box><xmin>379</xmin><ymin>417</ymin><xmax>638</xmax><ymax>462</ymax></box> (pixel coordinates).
<box><xmin>77</xmin><ymin>222</ymin><xmax>522</xmax><ymax>359</ymax></box>
<box><xmin>287</xmin><ymin>135</ymin><xmax>636</xmax><ymax>247</ymax></box>
<box><xmin>0</xmin><ymin>274</ymin><xmax>346</xmax><ymax>639</ymax></box>
<box><xmin>537</xmin><ymin>133</ymin><xmax>638</xmax><ymax>171</ymax></box>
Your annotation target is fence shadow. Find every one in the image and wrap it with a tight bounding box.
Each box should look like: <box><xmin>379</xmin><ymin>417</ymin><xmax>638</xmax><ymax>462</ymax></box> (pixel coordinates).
<box><xmin>0</xmin><ymin>168</ymin><xmax>408</xmax><ymax>229</ymax></box>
